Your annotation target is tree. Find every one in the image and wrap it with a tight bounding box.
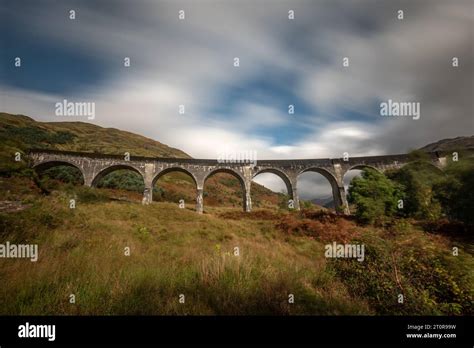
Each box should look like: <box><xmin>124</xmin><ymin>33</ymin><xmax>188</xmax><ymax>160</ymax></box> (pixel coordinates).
<box><xmin>434</xmin><ymin>159</ymin><xmax>474</xmax><ymax>226</ymax></box>
<box><xmin>387</xmin><ymin>161</ymin><xmax>443</xmax><ymax>221</ymax></box>
<box><xmin>348</xmin><ymin>168</ymin><xmax>403</xmax><ymax>225</ymax></box>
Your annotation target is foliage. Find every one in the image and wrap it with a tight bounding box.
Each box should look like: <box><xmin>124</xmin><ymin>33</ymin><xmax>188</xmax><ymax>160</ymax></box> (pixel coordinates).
<box><xmin>434</xmin><ymin>159</ymin><xmax>474</xmax><ymax>226</ymax></box>
<box><xmin>348</xmin><ymin>169</ymin><xmax>404</xmax><ymax>225</ymax></box>
<box><xmin>42</xmin><ymin>165</ymin><xmax>84</xmax><ymax>185</ymax></box>
<box><xmin>74</xmin><ymin>186</ymin><xmax>110</xmax><ymax>203</ymax></box>
<box><xmin>96</xmin><ymin>170</ymin><xmax>144</xmax><ymax>193</ymax></box>
<box><xmin>387</xmin><ymin>161</ymin><xmax>444</xmax><ymax>220</ymax></box>
<box><xmin>0</xmin><ymin>176</ymin><xmax>472</xmax><ymax>315</ymax></box>
<box><xmin>333</xmin><ymin>227</ymin><xmax>473</xmax><ymax>315</ymax></box>
<box><xmin>0</xmin><ymin>125</ymin><xmax>76</xmax><ymax>149</ymax></box>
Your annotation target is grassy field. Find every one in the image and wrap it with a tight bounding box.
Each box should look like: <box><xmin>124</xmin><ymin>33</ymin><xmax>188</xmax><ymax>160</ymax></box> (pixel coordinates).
<box><xmin>0</xmin><ymin>177</ymin><xmax>472</xmax><ymax>315</ymax></box>
<box><xmin>0</xmin><ymin>113</ymin><xmax>472</xmax><ymax>315</ymax></box>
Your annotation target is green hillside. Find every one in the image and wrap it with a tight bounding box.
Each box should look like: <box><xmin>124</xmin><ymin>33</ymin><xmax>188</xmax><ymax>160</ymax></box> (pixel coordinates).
<box><xmin>0</xmin><ymin>112</ymin><xmax>287</xmax><ymax>209</ymax></box>
<box><xmin>0</xmin><ymin>113</ymin><xmax>472</xmax><ymax>315</ymax></box>
<box><xmin>0</xmin><ymin>176</ymin><xmax>472</xmax><ymax>315</ymax></box>
<box><xmin>420</xmin><ymin>136</ymin><xmax>474</xmax><ymax>153</ymax></box>
<box><xmin>0</xmin><ymin>112</ymin><xmax>190</xmax><ymax>158</ymax></box>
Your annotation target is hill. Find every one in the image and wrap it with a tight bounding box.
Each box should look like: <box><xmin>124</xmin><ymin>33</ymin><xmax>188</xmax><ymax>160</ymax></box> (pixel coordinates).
<box><xmin>0</xmin><ymin>112</ymin><xmax>190</xmax><ymax>158</ymax></box>
<box><xmin>0</xmin><ymin>113</ymin><xmax>472</xmax><ymax>316</ymax></box>
<box><xmin>419</xmin><ymin>135</ymin><xmax>474</xmax><ymax>153</ymax></box>
<box><xmin>311</xmin><ymin>196</ymin><xmax>334</xmax><ymax>209</ymax></box>
<box><xmin>0</xmin><ymin>112</ymin><xmax>287</xmax><ymax>209</ymax></box>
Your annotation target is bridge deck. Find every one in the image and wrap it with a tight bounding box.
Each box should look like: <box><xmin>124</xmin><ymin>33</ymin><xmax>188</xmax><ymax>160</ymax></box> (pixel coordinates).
<box><xmin>27</xmin><ymin>148</ymin><xmax>440</xmax><ymax>166</ymax></box>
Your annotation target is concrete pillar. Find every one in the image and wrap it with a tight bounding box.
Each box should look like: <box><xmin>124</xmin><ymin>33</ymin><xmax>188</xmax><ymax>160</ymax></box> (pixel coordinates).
<box><xmin>332</xmin><ymin>184</ymin><xmax>349</xmax><ymax>215</ymax></box>
<box><xmin>83</xmin><ymin>172</ymin><xmax>94</xmax><ymax>187</ymax></box>
<box><xmin>291</xmin><ymin>186</ymin><xmax>300</xmax><ymax>210</ymax></box>
<box><xmin>332</xmin><ymin>163</ymin><xmax>350</xmax><ymax>215</ymax></box>
<box><xmin>241</xmin><ymin>168</ymin><xmax>254</xmax><ymax>213</ymax></box>
<box><xmin>437</xmin><ymin>156</ymin><xmax>447</xmax><ymax>169</ymax></box>
<box><xmin>142</xmin><ymin>163</ymin><xmax>154</xmax><ymax>205</ymax></box>
<box><xmin>196</xmin><ymin>188</ymin><xmax>204</xmax><ymax>214</ymax></box>
<box><xmin>244</xmin><ymin>190</ymin><xmax>252</xmax><ymax>212</ymax></box>
<box><xmin>287</xmin><ymin>176</ymin><xmax>300</xmax><ymax>210</ymax></box>
<box><xmin>243</xmin><ymin>178</ymin><xmax>252</xmax><ymax>212</ymax></box>
<box><xmin>142</xmin><ymin>186</ymin><xmax>153</xmax><ymax>205</ymax></box>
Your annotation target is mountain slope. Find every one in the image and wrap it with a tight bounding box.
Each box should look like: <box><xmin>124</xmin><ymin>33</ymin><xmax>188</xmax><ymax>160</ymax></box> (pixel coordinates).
<box><xmin>0</xmin><ymin>112</ymin><xmax>285</xmax><ymax>209</ymax></box>
<box><xmin>0</xmin><ymin>113</ymin><xmax>190</xmax><ymax>158</ymax></box>
<box><xmin>419</xmin><ymin>135</ymin><xmax>474</xmax><ymax>152</ymax></box>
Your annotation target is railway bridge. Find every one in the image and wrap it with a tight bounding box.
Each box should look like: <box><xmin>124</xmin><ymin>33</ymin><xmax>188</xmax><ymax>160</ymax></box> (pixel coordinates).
<box><xmin>28</xmin><ymin>149</ymin><xmax>447</xmax><ymax>214</ymax></box>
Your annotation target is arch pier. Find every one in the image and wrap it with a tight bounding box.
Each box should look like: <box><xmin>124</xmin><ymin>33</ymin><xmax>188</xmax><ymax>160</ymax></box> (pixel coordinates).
<box><xmin>29</xmin><ymin>150</ymin><xmax>447</xmax><ymax>215</ymax></box>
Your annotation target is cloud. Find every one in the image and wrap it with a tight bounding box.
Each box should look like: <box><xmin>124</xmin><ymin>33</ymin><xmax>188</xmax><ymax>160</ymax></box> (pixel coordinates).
<box><xmin>1</xmin><ymin>0</ymin><xmax>472</xmax><ymax>198</ymax></box>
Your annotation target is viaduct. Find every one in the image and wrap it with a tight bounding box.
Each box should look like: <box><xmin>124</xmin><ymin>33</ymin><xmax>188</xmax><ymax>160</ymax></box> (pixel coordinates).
<box><xmin>28</xmin><ymin>149</ymin><xmax>448</xmax><ymax>215</ymax></box>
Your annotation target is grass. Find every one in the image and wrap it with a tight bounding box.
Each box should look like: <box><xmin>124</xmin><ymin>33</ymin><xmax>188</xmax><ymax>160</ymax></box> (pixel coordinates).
<box><xmin>0</xmin><ymin>177</ymin><xmax>472</xmax><ymax>315</ymax></box>
<box><xmin>0</xmin><ymin>202</ymin><xmax>365</xmax><ymax>315</ymax></box>
<box><xmin>1</xmin><ymin>112</ymin><xmax>472</xmax><ymax>315</ymax></box>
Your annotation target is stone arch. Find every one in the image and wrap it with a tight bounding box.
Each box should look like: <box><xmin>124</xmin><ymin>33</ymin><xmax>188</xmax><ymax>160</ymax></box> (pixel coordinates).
<box><xmin>151</xmin><ymin>166</ymin><xmax>199</xmax><ymax>209</ymax></box>
<box><xmin>204</xmin><ymin>168</ymin><xmax>248</xmax><ymax>211</ymax></box>
<box><xmin>152</xmin><ymin>166</ymin><xmax>198</xmax><ymax>188</ymax></box>
<box><xmin>252</xmin><ymin>168</ymin><xmax>293</xmax><ymax>194</ymax></box>
<box><xmin>204</xmin><ymin>168</ymin><xmax>246</xmax><ymax>188</ymax></box>
<box><xmin>299</xmin><ymin>167</ymin><xmax>339</xmax><ymax>188</ymax></box>
<box><xmin>347</xmin><ymin>164</ymin><xmax>382</xmax><ymax>174</ymax></box>
<box><xmin>91</xmin><ymin>164</ymin><xmax>144</xmax><ymax>187</ymax></box>
<box><xmin>298</xmin><ymin>167</ymin><xmax>348</xmax><ymax>214</ymax></box>
<box><xmin>33</xmin><ymin>160</ymin><xmax>85</xmax><ymax>184</ymax></box>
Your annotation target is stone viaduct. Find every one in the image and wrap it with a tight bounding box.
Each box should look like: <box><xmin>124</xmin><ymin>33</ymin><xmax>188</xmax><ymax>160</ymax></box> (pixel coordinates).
<box><xmin>28</xmin><ymin>149</ymin><xmax>447</xmax><ymax>215</ymax></box>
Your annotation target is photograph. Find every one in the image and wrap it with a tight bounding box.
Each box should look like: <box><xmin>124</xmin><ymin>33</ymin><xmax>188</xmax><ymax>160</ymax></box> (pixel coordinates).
<box><xmin>0</xmin><ymin>0</ymin><xmax>473</xmax><ymax>345</ymax></box>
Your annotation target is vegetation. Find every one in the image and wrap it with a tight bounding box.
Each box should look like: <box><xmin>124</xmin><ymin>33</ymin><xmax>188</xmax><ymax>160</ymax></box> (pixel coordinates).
<box><xmin>387</xmin><ymin>161</ymin><xmax>443</xmax><ymax>221</ymax></box>
<box><xmin>0</xmin><ymin>112</ymin><xmax>189</xmax><ymax>158</ymax></box>
<box><xmin>351</xmin><ymin>152</ymin><xmax>474</xmax><ymax>227</ymax></box>
<box><xmin>434</xmin><ymin>159</ymin><xmax>474</xmax><ymax>226</ymax></box>
<box><xmin>348</xmin><ymin>168</ymin><xmax>403</xmax><ymax>225</ymax></box>
<box><xmin>0</xmin><ymin>112</ymin><xmax>287</xmax><ymax>209</ymax></box>
<box><xmin>0</xmin><ymin>176</ymin><xmax>471</xmax><ymax>315</ymax></box>
<box><xmin>0</xmin><ymin>113</ymin><xmax>472</xmax><ymax>315</ymax></box>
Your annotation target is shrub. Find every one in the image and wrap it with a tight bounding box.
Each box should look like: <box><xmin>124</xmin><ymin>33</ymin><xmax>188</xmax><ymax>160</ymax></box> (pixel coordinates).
<box><xmin>387</xmin><ymin>161</ymin><xmax>444</xmax><ymax>221</ymax></box>
<box><xmin>348</xmin><ymin>169</ymin><xmax>403</xmax><ymax>225</ymax></box>
<box><xmin>434</xmin><ymin>159</ymin><xmax>474</xmax><ymax>226</ymax></box>
<box><xmin>75</xmin><ymin>187</ymin><xmax>109</xmax><ymax>203</ymax></box>
<box><xmin>42</xmin><ymin>165</ymin><xmax>83</xmax><ymax>185</ymax></box>
<box><xmin>96</xmin><ymin>170</ymin><xmax>144</xmax><ymax>192</ymax></box>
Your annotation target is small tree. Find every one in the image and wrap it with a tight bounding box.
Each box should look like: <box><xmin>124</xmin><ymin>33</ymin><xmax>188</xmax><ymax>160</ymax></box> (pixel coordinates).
<box><xmin>387</xmin><ymin>163</ymin><xmax>443</xmax><ymax>221</ymax></box>
<box><xmin>434</xmin><ymin>159</ymin><xmax>474</xmax><ymax>226</ymax></box>
<box><xmin>348</xmin><ymin>168</ymin><xmax>403</xmax><ymax>225</ymax></box>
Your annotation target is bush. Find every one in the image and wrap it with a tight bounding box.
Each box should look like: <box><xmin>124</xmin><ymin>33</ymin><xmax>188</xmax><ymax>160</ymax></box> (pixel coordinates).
<box><xmin>42</xmin><ymin>165</ymin><xmax>84</xmax><ymax>185</ymax></box>
<box><xmin>75</xmin><ymin>187</ymin><xmax>109</xmax><ymax>203</ymax></box>
<box><xmin>434</xmin><ymin>159</ymin><xmax>474</xmax><ymax>226</ymax></box>
<box><xmin>387</xmin><ymin>159</ymin><xmax>444</xmax><ymax>221</ymax></box>
<box><xmin>348</xmin><ymin>169</ymin><xmax>403</xmax><ymax>225</ymax></box>
<box><xmin>0</xmin><ymin>126</ymin><xmax>76</xmax><ymax>148</ymax></box>
<box><xmin>333</xmin><ymin>228</ymin><xmax>473</xmax><ymax>315</ymax></box>
<box><xmin>96</xmin><ymin>170</ymin><xmax>144</xmax><ymax>192</ymax></box>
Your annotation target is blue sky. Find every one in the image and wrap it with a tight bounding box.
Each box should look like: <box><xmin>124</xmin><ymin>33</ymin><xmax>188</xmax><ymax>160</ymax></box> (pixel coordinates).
<box><xmin>1</xmin><ymin>0</ymin><xmax>472</xmax><ymax>197</ymax></box>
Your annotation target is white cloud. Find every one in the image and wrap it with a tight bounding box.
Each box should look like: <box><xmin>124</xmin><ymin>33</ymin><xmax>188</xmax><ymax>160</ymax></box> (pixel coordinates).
<box><xmin>2</xmin><ymin>0</ymin><xmax>472</xmax><ymax>196</ymax></box>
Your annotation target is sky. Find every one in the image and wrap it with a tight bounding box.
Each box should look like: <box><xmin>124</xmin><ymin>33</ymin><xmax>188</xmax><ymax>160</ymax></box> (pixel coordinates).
<box><xmin>1</xmin><ymin>0</ymin><xmax>473</xmax><ymax>199</ymax></box>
